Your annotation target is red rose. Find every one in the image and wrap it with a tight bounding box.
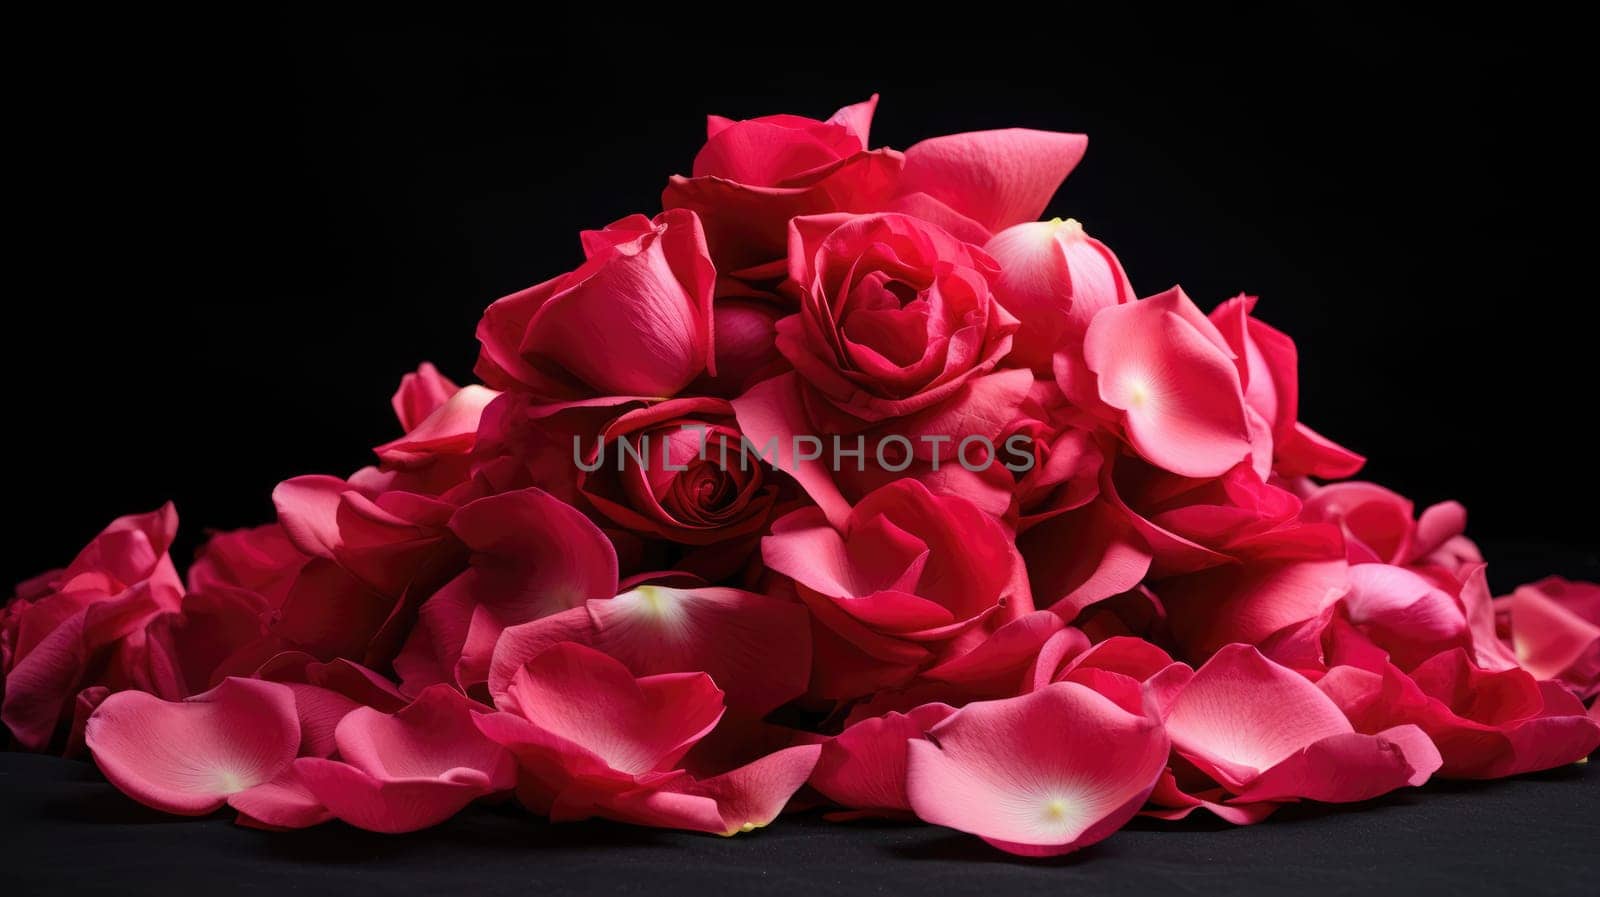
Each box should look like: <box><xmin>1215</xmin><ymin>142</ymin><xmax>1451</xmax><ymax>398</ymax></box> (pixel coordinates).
<box><xmin>578</xmin><ymin>397</ymin><xmax>781</xmax><ymax>550</ymax></box>
<box><xmin>735</xmin><ymin>212</ymin><xmax>1032</xmax><ymax>525</ymax></box>
<box><xmin>662</xmin><ymin>96</ymin><xmax>903</xmax><ymax>273</ymax></box>
<box><xmin>762</xmin><ymin>479</ymin><xmax>1031</xmax><ymax>699</ymax></box>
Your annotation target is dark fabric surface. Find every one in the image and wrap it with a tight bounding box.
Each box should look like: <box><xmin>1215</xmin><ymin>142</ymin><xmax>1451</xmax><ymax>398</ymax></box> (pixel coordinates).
<box><xmin>1</xmin><ymin>752</ymin><xmax>1596</xmax><ymax>897</ymax></box>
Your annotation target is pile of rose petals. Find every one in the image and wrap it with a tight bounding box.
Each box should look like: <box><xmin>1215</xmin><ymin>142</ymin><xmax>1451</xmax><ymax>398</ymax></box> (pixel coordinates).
<box><xmin>5</xmin><ymin>96</ymin><xmax>1598</xmax><ymax>857</ymax></box>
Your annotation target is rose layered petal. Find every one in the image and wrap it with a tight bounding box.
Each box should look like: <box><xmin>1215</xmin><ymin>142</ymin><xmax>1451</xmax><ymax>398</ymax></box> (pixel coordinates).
<box><xmin>187</xmin><ymin>523</ymin><xmax>304</xmax><ymax>605</ymax></box>
<box><xmin>4</xmin><ymin>505</ymin><xmax>183</xmax><ymax>751</ymax></box>
<box><xmin>4</xmin><ymin>583</ymin><xmax>170</xmax><ymax>750</ymax></box>
<box><xmin>762</xmin><ymin>480</ymin><xmax>1023</xmax><ymax>698</ymax></box>
<box><xmin>1341</xmin><ymin>563</ymin><xmax>1471</xmax><ymax>669</ymax></box>
<box><xmin>374</xmin><ymin>384</ymin><xmax>499</xmax><ymax>467</ymax></box>
<box><xmin>253</xmin><ymin>652</ymin><xmax>408</xmax><ymax>757</ymax></box>
<box><xmin>1207</xmin><ymin>294</ymin><xmax>1364</xmax><ymax>480</ymax></box>
<box><xmin>391</xmin><ymin>361</ymin><xmax>459</xmax><ymax>430</ymax></box>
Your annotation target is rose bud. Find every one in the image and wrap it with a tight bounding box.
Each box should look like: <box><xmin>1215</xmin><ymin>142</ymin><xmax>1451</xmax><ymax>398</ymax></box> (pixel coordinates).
<box><xmin>475</xmin><ymin>209</ymin><xmax>715</xmax><ymax>401</ymax></box>
<box><xmin>984</xmin><ymin>218</ymin><xmax>1133</xmax><ymax>372</ymax></box>
<box><xmin>663</xmin><ymin>96</ymin><xmax>903</xmax><ymax>273</ymax></box>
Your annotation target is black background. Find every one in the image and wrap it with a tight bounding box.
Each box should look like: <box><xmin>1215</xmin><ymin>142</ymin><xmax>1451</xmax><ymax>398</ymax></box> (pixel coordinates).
<box><xmin>9</xmin><ymin>10</ymin><xmax>1596</xmax><ymax>590</ymax></box>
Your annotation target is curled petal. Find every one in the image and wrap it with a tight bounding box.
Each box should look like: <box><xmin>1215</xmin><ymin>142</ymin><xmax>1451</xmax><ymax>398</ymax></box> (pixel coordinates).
<box><xmin>489</xmin><ymin>586</ymin><xmax>809</xmax><ymax>716</ymax></box>
<box><xmin>295</xmin><ymin>686</ymin><xmax>516</xmax><ymax>833</ymax></box>
<box><xmin>230</xmin><ymin>765</ymin><xmax>332</xmax><ymax>830</ymax></box>
<box><xmin>906</xmin><ymin>682</ymin><xmax>1168</xmax><ymax>856</ymax></box>
<box><xmin>86</xmin><ymin>678</ymin><xmax>301</xmax><ymax>816</ymax></box>
<box><xmin>1227</xmin><ymin>725</ymin><xmax>1441</xmax><ymax>804</ymax></box>
<box><xmin>592</xmin><ymin>744</ymin><xmax>823</xmax><ymax>836</ymax></box>
<box><xmin>1165</xmin><ymin>645</ymin><xmax>1352</xmax><ymax>788</ymax></box>
<box><xmin>486</xmin><ymin>642</ymin><xmax>724</xmax><ymax>779</ymax></box>
<box><xmin>811</xmin><ymin>703</ymin><xmax>956</xmax><ymax>816</ymax></box>
<box><xmin>1083</xmin><ymin>288</ymin><xmax>1252</xmax><ymax>478</ymax></box>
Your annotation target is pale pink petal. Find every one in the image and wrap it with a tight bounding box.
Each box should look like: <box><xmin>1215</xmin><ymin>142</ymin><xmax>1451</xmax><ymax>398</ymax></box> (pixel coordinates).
<box><xmin>1276</xmin><ymin>421</ymin><xmax>1367</xmax><ymax>480</ymax></box>
<box><xmin>906</xmin><ymin>682</ymin><xmax>1168</xmax><ymax>856</ymax></box>
<box><xmin>1163</xmin><ymin>526</ymin><xmax>1348</xmax><ymax>658</ymax></box>
<box><xmin>1164</xmin><ymin>645</ymin><xmax>1353</xmax><ymax>791</ymax></box>
<box><xmin>1460</xmin><ymin>564</ymin><xmax>1521</xmax><ymax>672</ymax></box>
<box><xmin>374</xmin><ymin>384</ymin><xmax>499</xmax><ymax>464</ymax></box>
<box><xmin>86</xmin><ymin>678</ymin><xmax>301</xmax><ymax>816</ymax></box>
<box><xmin>391</xmin><ymin>361</ymin><xmax>459</xmax><ymax>431</ymax></box>
<box><xmin>983</xmin><ymin>218</ymin><xmax>1133</xmax><ymax>370</ymax></box>
<box><xmin>494</xmin><ymin>642</ymin><xmax>724</xmax><ymax>777</ymax></box>
<box><xmin>1083</xmin><ymin>288</ymin><xmax>1252</xmax><ymax>478</ymax></box>
<box><xmin>292</xmin><ymin>686</ymin><xmax>516</xmax><ymax>833</ymax></box>
<box><xmin>1412</xmin><ymin>501</ymin><xmax>1469</xmax><ymax>560</ymax></box>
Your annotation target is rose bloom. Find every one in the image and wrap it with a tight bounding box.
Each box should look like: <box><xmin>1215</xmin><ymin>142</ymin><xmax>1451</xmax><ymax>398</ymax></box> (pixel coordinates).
<box><xmin>781</xmin><ymin>211</ymin><xmax>1019</xmax><ymax>426</ymax></box>
<box><xmin>762</xmin><ymin>478</ymin><xmax>1032</xmax><ymax>699</ymax></box>
<box><xmin>578</xmin><ymin>397</ymin><xmax>782</xmax><ymax>548</ymax></box>
<box><xmin>735</xmin><ymin>212</ymin><xmax>1031</xmax><ymax>524</ymax></box>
